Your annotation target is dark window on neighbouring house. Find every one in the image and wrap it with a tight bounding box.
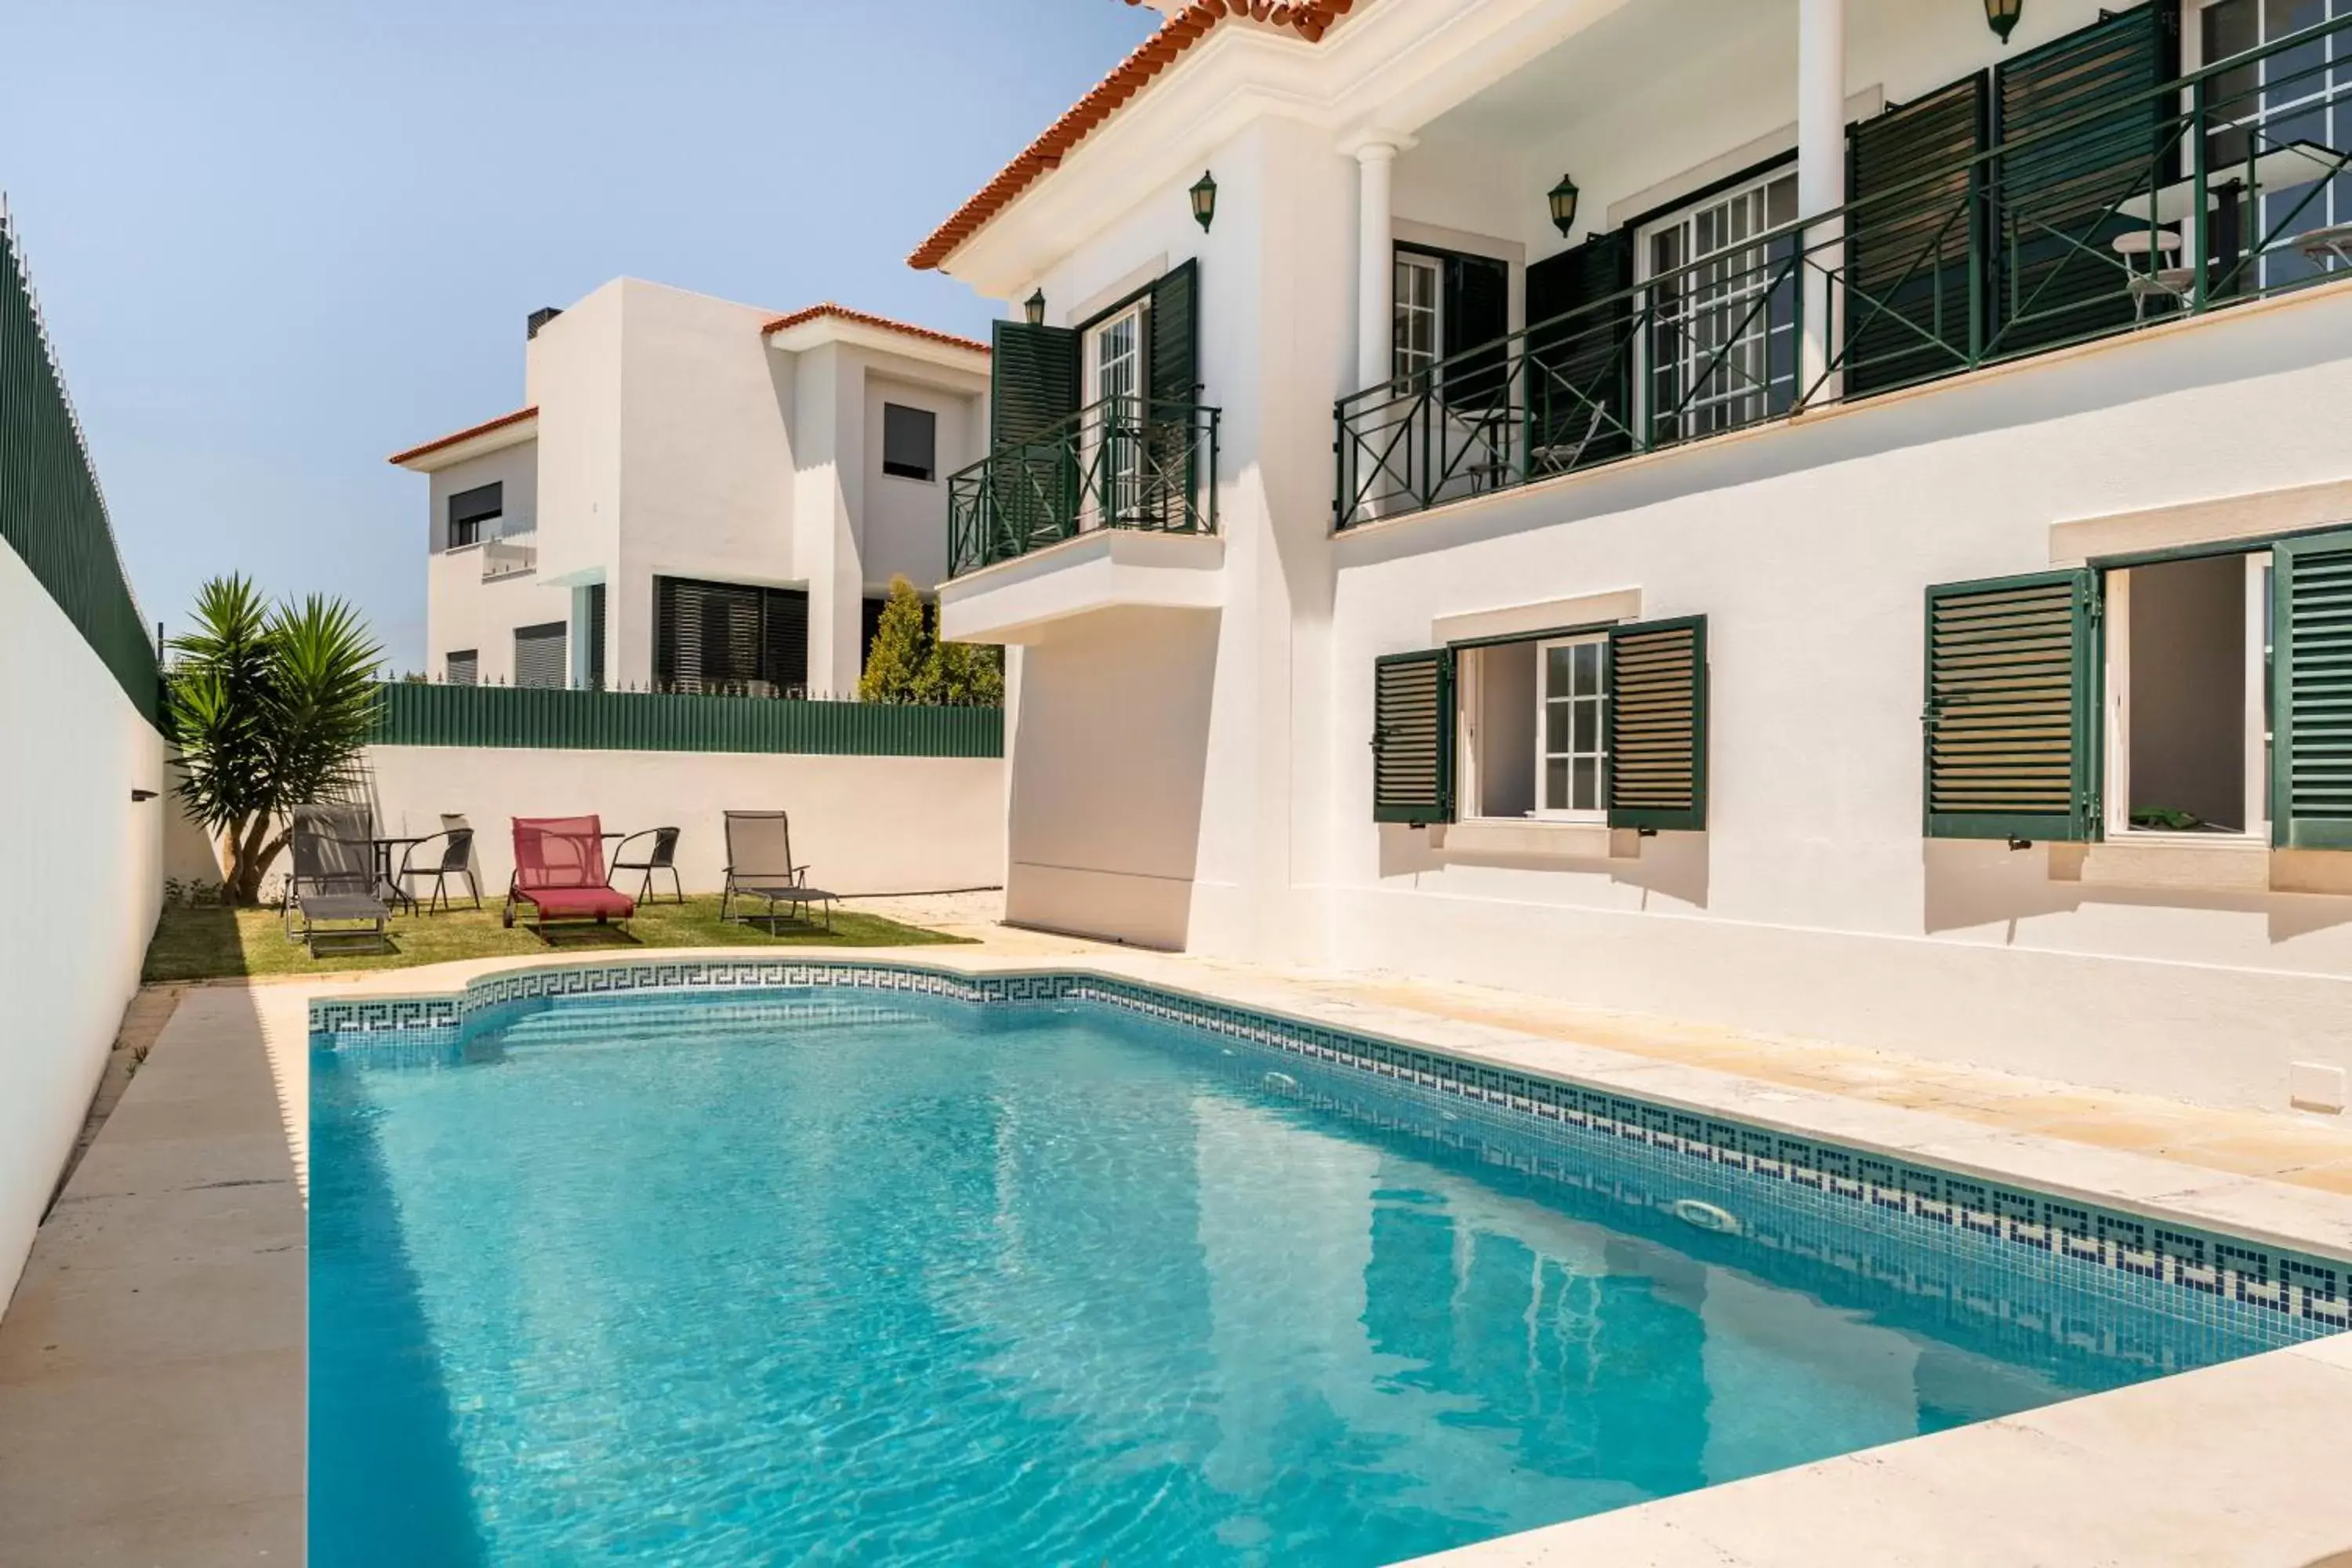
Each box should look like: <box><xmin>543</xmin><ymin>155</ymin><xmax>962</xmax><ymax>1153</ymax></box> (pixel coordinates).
<box><xmin>585</xmin><ymin>583</ymin><xmax>607</xmax><ymax>690</ymax></box>
<box><xmin>448</xmin><ymin>482</ymin><xmax>502</xmax><ymax>549</ymax></box>
<box><xmin>514</xmin><ymin>622</ymin><xmax>568</xmax><ymax>690</ymax></box>
<box><xmin>653</xmin><ymin>575</ymin><xmax>809</xmax><ymax>694</ymax></box>
<box><xmin>862</xmin><ymin>594</ymin><xmax>887</xmax><ymax>665</ymax></box>
<box><xmin>882</xmin><ymin>402</ymin><xmax>938</xmax><ymax>481</ymax></box>
<box><xmin>445</xmin><ymin>649</ymin><xmax>479</xmax><ymax>685</ymax></box>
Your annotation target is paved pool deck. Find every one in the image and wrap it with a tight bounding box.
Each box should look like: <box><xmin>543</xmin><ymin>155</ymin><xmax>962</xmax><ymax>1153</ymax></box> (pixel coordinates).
<box><xmin>5</xmin><ymin>892</ymin><xmax>2352</xmax><ymax>1565</ymax></box>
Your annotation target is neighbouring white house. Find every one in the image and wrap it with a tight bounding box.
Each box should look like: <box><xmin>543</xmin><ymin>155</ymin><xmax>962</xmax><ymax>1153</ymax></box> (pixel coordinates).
<box><xmin>391</xmin><ymin>278</ymin><xmax>990</xmax><ymax>695</ymax></box>
<box><xmin>921</xmin><ymin>0</ymin><xmax>2352</xmax><ymax>1112</ymax></box>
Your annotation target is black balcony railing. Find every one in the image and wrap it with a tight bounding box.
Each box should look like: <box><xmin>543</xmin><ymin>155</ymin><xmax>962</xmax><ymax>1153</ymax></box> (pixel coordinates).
<box><xmin>1338</xmin><ymin>9</ymin><xmax>2352</xmax><ymax>528</ymax></box>
<box><xmin>948</xmin><ymin>395</ymin><xmax>1220</xmax><ymax>577</ymax></box>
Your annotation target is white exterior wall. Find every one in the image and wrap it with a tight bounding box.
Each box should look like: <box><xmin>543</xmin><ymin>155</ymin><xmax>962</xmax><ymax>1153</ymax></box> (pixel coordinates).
<box><xmin>419</xmin><ymin>281</ymin><xmax>982</xmax><ymax>695</ymax></box>
<box><xmin>423</xmin><ymin>439</ymin><xmax>572</xmax><ymax>684</ymax></box>
<box><xmin>0</xmin><ymin>548</ymin><xmax>164</xmax><ymax>1306</ymax></box>
<box><xmin>1331</xmin><ymin>289</ymin><xmax>2352</xmax><ymax>1112</ymax></box>
<box><xmin>940</xmin><ymin>0</ymin><xmax>2352</xmax><ymax>1110</ymax></box>
<box><xmin>363</xmin><ymin>746</ymin><xmax>1005</xmax><ymax>899</ymax></box>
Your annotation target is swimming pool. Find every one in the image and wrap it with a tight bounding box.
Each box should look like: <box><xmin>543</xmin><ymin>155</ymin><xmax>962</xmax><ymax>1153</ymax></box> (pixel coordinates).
<box><xmin>311</xmin><ymin>967</ymin><xmax>2343</xmax><ymax>1566</ymax></box>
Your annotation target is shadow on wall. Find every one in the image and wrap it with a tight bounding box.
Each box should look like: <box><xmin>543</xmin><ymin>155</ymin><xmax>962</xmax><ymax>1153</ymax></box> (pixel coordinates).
<box><xmin>1004</xmin><ymin>608</ymin><xmax>1220</xmax><ymax>949</ymax></box>
<box><xmin>1375</xmin><ymin>825</ymin><xmax>1711</xmax><ymax>910</ymax></box>
<box><xmin>1920</xmin><ymin>839</ymin><xmax>2352</xmax><ymax>942</ymax></box>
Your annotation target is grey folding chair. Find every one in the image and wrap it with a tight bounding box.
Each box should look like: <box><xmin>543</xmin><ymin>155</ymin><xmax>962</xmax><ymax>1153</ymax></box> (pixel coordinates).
<box><xmin>285</xmin><ymin>804</ymin><xmax>391</xmax><ymax>955</ymax></box>
<box><xmin>608</xmin><ymin>826</ymin><xmax>684</xmax><ymax>905</ymax></box>
<box><xmin>720</xmin><ymin>811</ymin><xmax>836</xmax><ymax>931</ymax></box>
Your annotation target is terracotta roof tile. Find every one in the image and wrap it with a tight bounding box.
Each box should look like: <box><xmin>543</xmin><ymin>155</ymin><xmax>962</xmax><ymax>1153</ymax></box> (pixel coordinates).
<box><xmin>908</xmin><ymin>0</ymin><xmax>1355</xmax><ymax>271</ymax></box>
<box><xmin>759</xmin><ymin>302</ymin><xmax>990</xmax><ymax>356</ymax></box>
<box><xmin>387</xmin><ymin>405</ymin><xmax>537</xmax><ymax>467</ymax></box>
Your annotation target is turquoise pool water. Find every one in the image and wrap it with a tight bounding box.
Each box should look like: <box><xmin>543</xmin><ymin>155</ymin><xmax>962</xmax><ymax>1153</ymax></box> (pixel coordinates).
<box><xmin>312</xmin><ymin>988</ymin><xmax>2284</xmax><ymax>1566</ymax></box>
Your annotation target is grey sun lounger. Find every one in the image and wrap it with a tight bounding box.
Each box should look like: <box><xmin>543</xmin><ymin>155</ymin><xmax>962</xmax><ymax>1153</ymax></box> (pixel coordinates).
<box><xmin>285</xmin><ymin>803</ymin><xmax>392</xmax><ymax>956</ymax></box>
<box><xmin>720</xmin><ymin>811</ymin><xmax>837</xmax><ymax>931</ymax></box>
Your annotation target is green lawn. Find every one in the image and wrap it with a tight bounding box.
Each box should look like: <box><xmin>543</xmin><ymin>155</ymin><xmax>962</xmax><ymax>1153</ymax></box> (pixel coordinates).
<box><xmin>142</xmin><ymin>892</ymin><xmax>971</xmax><ymax>982</ymax></box>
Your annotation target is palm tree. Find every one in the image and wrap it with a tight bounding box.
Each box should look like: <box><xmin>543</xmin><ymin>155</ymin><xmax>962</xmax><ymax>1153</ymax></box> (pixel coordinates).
<box><xmin>168</xmin><ymin>575</ymin><xmax>383</xmax><ymax>905</ymax></box>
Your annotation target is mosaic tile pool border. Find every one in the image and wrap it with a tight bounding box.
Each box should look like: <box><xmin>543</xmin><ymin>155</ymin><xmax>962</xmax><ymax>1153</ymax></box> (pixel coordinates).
<box><xmin>310</xmin><ymin>957</ymin><xmax>2352</xmax><ymax>1337</ymax></box>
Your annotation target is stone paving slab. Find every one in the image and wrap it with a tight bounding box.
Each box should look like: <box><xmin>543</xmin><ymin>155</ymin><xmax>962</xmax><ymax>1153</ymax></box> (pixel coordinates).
<box><xmin>0</xmin><ymin>985</ymin><xmax>304</xmax><ymax>1567</ymax></box>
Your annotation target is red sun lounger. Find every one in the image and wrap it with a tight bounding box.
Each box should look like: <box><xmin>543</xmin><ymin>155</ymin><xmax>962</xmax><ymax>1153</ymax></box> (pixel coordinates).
<box><xmin>503</xmin><ymin>815</ymin><xmax>637</xmax><ymax>934</ymax></box>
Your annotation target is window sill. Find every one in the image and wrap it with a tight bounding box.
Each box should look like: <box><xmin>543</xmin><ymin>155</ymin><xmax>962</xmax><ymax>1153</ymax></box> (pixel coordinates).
<box><xmin>1432</xmin><ymin>819</ymin><xmax>1640</xmax><ymax>862</ymax></box>
<box><xmin>2048</xmin><ymin>836</ymin><xmax>2352</xmax><ymax>895</ymax></box>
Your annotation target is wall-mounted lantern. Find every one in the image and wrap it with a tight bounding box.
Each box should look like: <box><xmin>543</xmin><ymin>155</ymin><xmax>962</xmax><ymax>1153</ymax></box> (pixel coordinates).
<box><xmin>1023</xmin><ymin>288</ymin><xmax>1046</xmax><ymax>326</ymax></box>
<box><xmin>1547</xmin><ymin>173</ymin><xmax>1581</xmax><ymax>238</ymax></box>
<box><xmin>1984</xmin><ymin>0</ymin><xmax>2022</xmax><ymax>43</ymax></box>
<box><xmin>1189</xmin><ymin>169</ymin><xmax>1218</xmax><ymax>233</ymax></box>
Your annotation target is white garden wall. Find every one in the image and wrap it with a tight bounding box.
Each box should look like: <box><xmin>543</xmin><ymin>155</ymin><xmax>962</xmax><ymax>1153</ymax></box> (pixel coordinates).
<box><xmin>362</xmin><ymin>746</ymin><xmax>1005</xmax><ymax>904</ymax></box>
<box><xmin>0</xmin><ymin>545</ymin><xmax>163</xmax><ymax>1308</ymax></box>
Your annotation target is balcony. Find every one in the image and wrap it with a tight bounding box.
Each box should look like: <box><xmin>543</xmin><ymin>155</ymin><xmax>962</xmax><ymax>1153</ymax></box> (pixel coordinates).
<box><xmin>481</xmin><ymin>528</ymin><xmax>538</xmax><ymax>580</ymax></box>
<box><xmin>1338</xmin><ymin>9</ymin><xmax>2352</xmax><ymax>529</ymax></box>
<box><xmin>947</xmin><ymin>396</ymin><xmax>1219</xmax><ymax>578</ymax></box>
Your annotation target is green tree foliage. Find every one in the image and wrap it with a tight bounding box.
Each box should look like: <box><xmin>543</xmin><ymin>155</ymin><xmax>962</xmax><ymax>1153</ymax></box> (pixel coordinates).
<box><xmin>167</xmin><ymin>575</ymin><xmax>383</xmax><ymax>905</ymax></box>
<box><xmin>857</xmin><ymin>575</ymin><xmax>1005</xmax><ymax>706</ymax></box>
<box><xmin>857</xmin><ymin>576</ymin><xmax>931</xmax><ymax>703</ymax></box>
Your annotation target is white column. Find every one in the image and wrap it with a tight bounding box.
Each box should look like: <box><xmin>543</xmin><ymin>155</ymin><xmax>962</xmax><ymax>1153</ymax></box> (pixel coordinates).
<box><xmin>1355</xmin><ymin>141</ymin><xmax>1396</xmax><ymax>394</ymax></box>
<box><xmin>1798</xmin><ymin>0</ymin><xmax>1846</xmax><ymax>404</ymax></box>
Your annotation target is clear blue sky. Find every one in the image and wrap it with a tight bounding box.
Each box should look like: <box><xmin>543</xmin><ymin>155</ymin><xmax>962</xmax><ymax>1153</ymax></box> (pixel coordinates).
<box><xmin>2</xmin><ymin>0</ymin><xmax>1154</xmax><ymax>668</ymax></box>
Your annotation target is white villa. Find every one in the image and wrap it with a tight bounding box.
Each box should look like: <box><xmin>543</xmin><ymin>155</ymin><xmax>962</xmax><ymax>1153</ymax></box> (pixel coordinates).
<box><xmin>924</xmin><ymin>0</ymin><xmax>2352</xmax><ymax>1114</ymax></box>
<box><xmin>392</xmin><ymin>278</ymin><xmax>990</xmax><ymax>695</ymax></box>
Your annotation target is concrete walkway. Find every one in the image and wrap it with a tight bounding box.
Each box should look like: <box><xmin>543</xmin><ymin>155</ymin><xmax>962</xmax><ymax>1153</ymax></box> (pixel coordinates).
<box><xmin>0</xmin><ymin>985</ymin><xmax>305</xmax><ymax>1566</ymax></box>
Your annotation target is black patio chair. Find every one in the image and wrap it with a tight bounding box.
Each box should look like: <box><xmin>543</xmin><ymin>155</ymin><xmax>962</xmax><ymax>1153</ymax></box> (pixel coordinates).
<box><xmin>608</xmin><ymin>826</ymin><xmax>684</xmax><ymax>906</ymax></box>
<box><xmin>720</xmin><ymin>811</ymin><xmax>835</xmax><ymax>931</ymax></box>
<box><xmin>395</xmin><ymin>817</ymin><xmax>480</xmax><ymax>913</ymax></box>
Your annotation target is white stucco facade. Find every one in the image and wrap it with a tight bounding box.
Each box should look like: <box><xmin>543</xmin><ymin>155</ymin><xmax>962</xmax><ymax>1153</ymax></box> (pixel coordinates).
<box><xmin>0</xmin><ymin>545</ymin><xmax>163</xmax><ymax>1306</ymax></box>
<box><xmin>397</xmin><ymin>280</ymin><xmax>989</xmax><ymax>695</ymax></box>
<box><xmin>929</xmin><ymin>0</ymin><xmax>2352</xmax><ymax>1112</ymax></box>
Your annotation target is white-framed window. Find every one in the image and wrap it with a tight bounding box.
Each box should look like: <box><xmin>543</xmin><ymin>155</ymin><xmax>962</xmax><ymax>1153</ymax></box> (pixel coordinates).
<box><xmin>1082</xmin><ymin>302</ymin><xmax>1146</xmax><ymax>525</ymax></box>
<box><xmin>2102</xmin><ymin>550</ymin><xmax>2272</xmax><ymax>839</ymax></box>
<box><xmin>1537</xmin><ymin>635</ymin><xmax>1609</xmax><ymax>819</ymax></box>
<box><xmin>1392</xmin><ymin>251</ymin><xmax>1442</xmax><ymax>386</ymax></box>
<box><xmin>2194</xmin><ymin>0</ymin><xmax>2352</xmax><ymax>291</ymax></box>
<box><xmin>1453</xmin><ymin>633</ymin><xmax>1610</xmax><ymax>822</ymax></box>
<box><xmin>1638</xmin><ymin>168</ymin><xmax>1798</xmax><ymax>442</ymax></box>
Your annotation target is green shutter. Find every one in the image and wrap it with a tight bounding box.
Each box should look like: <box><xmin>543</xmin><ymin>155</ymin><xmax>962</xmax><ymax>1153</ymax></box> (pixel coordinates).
<box><xmin>1148</xmin><ymin>260</ymin><xmax>1196</xmax><ymax>407</ymax></box>
<box><xmin>1991</xmin><ymin>4</ymin><xmax>2177</xmax><ymax>356</ymax></box>
<box><xmin>1923</xmin><ymin>570</ymin><xmax>2101</xmax><ymax>840</ymax></box>
<box><xmin>2273</xmin><ymin>529</ymin><xmax>2352</xmax><ymax>849</ymax></box>
<box><xmin>1526</xmin><ymin>230</ymin><xmax>1635</xmax><ymax>472</ymax></box>
<box><xmin>1373</xmin><ymin>649</ymin><xmax>1454</xmax><ymax>825</ymax></box>
<box><xmin>987</xmin><ymin>318</ymin><xmax>1080</xmax><ymax>554</ymax></box>
<box><xmin>1606</xmin><ymin>616</ymin><xmax>1707</xmax><ymax>833</ymax></box>
<box><xmin>1441</xmin><ymin>252</ymin><xmax>1510</xmax><ymax>410</ymax></box>
<box><xmin>1846</xmin><ymin>73</ymin><xmax>1987</xmax><ymax>395</ymax></box>
<box><xmin>989</xmin><ymin>318</ymin><xmax>1080</xmax><ymax>448</ymax></box>
<box><xmin>1147</xmin><ymin>260</ymin><xmax>1200</xmax><ymax>523</ymax></box>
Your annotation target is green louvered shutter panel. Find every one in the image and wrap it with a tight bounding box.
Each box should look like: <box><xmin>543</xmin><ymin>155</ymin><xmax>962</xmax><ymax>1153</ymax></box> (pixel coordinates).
<box><xmin>1526</xmin><ymin>229</ymin><xmax>1635</xmax><ymax>470</ymax></box>
<box><xmin>989</xmin><ymin>318</ymin><xmax>1080</xmax><ymax>553</ymax></box>
<box><xmin>1923</xmin><ymin>570</ymin><xmax>2100</xmax><ymax>840</ymax></box>
<box><xmin>1147</xmin><ymin>260</ymin><xmax>1200</xmax><ymax>527</ymax></box>
<box><xmin>1846</xmin><ymin>73</ymin><xmax>1987</xmax><ymax>395</ymax></box>
<box><xmin>1991</xmin><ymin>5</ymin><xmax>2177</xmax><ymax>358</ymax></box>
<box><xmin>1373</xmin><ymin>649</ymin><xmax>1454</xmax><ymax>824</ymax></box>
<box><xmin>1606</xmin><ymin>617</ymin><xmax>1707</xmax><ymax>832</ymax></box>
<box><xmin>2273</xmin><ymin>529</ymin><xmax>2352</xmax><ymax>849</ymax></box>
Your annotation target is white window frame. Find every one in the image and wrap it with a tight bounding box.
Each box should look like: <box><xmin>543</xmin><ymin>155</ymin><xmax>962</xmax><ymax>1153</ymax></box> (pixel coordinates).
<box><xmin>1634</xmin><ymin>165</ymin><xmax>1798</xmax><ymax>443</ymax></box>
<box><xmin>2101</xmin><ymin>550</ymin><xmax>2272</xmax><ymax>841</ymax></box>
<box><xmin>1392</xmin><ymin>249</ymin><xmax>1443</xmax><ymax>388</ymax></box>
<box><xmin>1536</xmin><ymin>633</ymin><xmax>1610</xmax><ymax>822</ymax></box>
<box><xmin>1081</xmin><ymin>301</ymin><xmax>1147</xmax><ymax>528</ymax></box>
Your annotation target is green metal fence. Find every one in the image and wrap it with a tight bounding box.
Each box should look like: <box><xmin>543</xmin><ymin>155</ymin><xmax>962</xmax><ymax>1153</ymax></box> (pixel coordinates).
<box><xmin>368</xmin><ymin>681</ymin><xmax>1004</xmax><ymax>757</ymax></box>
<box><xmin>0</xmin><ymin>204</ymin><xmax>161</xmax><ymax>724</ymax></box>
